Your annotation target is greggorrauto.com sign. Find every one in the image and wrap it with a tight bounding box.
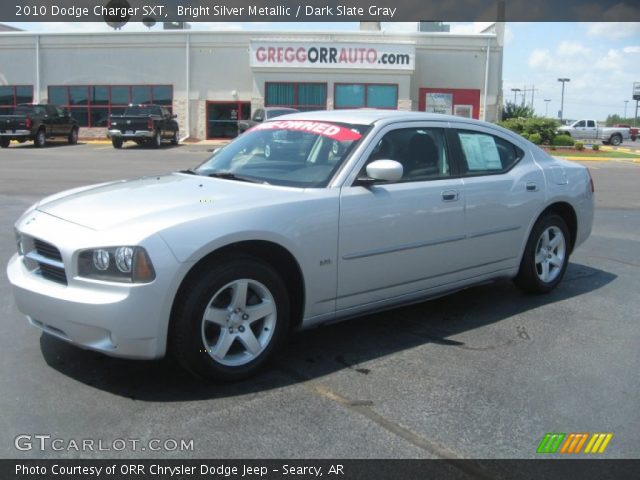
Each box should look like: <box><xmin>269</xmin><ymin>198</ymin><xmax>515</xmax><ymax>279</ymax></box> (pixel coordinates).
<box><xmin>250</xmin><ymin>41</ymin><xmax>415</xmax><ymax>70</ymax></box>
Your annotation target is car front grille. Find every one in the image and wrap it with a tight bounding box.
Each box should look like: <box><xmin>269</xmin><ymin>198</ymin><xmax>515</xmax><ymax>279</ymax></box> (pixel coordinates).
<box><xmin>25</xmin><ymin>238</ymin><xmax>68</xmax><ymax>285</ymax></box>
<box><xmin>34</xmin><ymin>238</ymin><xmax>63</xmax><ymax>261</ymax></box>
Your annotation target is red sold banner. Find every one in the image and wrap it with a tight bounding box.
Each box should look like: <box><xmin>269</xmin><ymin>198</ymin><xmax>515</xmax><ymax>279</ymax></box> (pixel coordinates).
<box><xmin>251</xmin><ymin>120</ymin><xmax>363</xmax><ymax>141</ymax></box>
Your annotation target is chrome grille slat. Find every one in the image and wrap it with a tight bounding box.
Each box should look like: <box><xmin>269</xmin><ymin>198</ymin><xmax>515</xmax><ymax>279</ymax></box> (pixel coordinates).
<box><xmin>24</xmin><ymin>237</ymin><xmax>68</xmax><ymax>285</ymax></box>
<box><xmin>25</xmin><ymin>251</ymin><xmax>64</xmax><ymax>269</ymax></box>
<box><xmin>33</xmin><ymin>238</ymin><xmax>63</xmax><ymax>261</ymax></box>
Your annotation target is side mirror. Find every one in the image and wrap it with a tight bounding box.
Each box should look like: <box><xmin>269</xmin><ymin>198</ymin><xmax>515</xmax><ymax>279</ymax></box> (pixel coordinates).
<box><xmin>172</xmin><ymin>114</ymin><xmax>177</xmax><ymax>119</ymax></box>
<box><xmin>361</xmin><ymin>159</ymin><xmax>403</xmax><ymax>183</ymax></box>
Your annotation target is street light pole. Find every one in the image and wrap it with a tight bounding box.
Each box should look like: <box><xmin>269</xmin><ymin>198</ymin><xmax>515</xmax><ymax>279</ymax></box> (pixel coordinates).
<box><xmin>624</xmin><ymin>100</ymin><xmax>629</xmax><ymax>119</ymax></box>
<box><xmin>558</xmin><ymin>78</ymin><xmax>570</xmax><ymax>123</ymax></box>
<box><xmin>544</xmin><ymin>99</ymin><xmax>551</xmax><ymax>117</ymax></box>
<box><xmin>511</xmin><ymin>88</ymin><xmax>521</xmax><ymax>104</ymax></box>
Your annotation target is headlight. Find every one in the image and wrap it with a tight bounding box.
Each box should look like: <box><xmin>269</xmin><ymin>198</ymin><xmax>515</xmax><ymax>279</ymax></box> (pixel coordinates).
<box><xmin>78</xmin><ymin>246</ymin><xmax>155</xmax><ymax>283</ymax></box>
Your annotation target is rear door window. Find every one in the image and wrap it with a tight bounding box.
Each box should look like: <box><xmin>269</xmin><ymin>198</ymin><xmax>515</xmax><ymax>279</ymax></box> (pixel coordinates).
<box><xmin>455</xmin><ymin>130</ymin><xmax>523</xmax><ymax>175</ymax></box>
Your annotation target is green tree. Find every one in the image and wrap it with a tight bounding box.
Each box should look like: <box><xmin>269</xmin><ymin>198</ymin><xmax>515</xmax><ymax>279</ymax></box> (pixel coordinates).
<box><xmin>502</xmin><ymin>101</ymin><xmax>535</xmax><ymax>121</ymax></box>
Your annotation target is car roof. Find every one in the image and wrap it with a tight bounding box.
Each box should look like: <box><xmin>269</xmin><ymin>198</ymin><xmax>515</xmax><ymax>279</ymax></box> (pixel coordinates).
<box><xmin>264</xmin><ymin>107</ymin><xmax>298</xmax><ymax>111</ymax></box>
<box><xmin>273</xmin><ymin>109</ymin><xmax>492</xmax><ymax>128</ymax></box>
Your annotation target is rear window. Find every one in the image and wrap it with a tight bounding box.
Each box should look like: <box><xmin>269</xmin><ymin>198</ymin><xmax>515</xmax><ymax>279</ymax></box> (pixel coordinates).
<box><xmin>13</xmin><ymin>105</ymin><xmax>46</xmax><ymax>116</ymax></box>
<box><xmin>124</xmin><ymin>106</ymin><xmax>161</xmax><ymax>116</ymax></box>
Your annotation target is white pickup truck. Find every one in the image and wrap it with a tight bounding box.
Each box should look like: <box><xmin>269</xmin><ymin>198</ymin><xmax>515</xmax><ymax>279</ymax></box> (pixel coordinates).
<box><xmin>558</xmin><ymin>119</ymin><xmax>630</xmax><ymax>146</ymax></box>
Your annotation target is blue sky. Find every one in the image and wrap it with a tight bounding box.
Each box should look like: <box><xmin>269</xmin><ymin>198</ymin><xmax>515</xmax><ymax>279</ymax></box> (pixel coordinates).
<box><xmin>6</xmin><ymin>21</ymin><xmax>640</xmax><ymax>121</ymax></box>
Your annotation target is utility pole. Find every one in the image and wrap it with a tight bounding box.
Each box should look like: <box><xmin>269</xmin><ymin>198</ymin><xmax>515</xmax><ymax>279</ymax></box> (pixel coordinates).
<box><xmin>558</xmin><ymin>78</ymin><xmax>570</xmax><ymax>123</ymax></box>
<box><xmin>544</xmin><ymin>99</ymin><xmax>551</xmax><ymax>117</ymax></box>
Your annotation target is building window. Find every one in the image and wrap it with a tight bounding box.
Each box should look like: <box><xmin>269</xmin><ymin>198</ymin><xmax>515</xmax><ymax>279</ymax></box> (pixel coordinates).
<box><xmin>265</xmin><ymin>82</ymin><xmax>326</xmax><ymax>111</ymax></box>
<box><xmin>47</xmin><ymin>85</ymin><xmax>173</xmax><ymax>127</ymax></box>
<box><xmin>334</xmin><ymin>83</ymin><xmax>398</xmax><ymax>109</ymax></box>
<box><xmin>206</xmin><ymin>101</ymin><xmax>251</xmax><ymax>139</ymax></box>
<box><xmin>0</xmin><ymin>85</ymin><xmax>33</xmax><ymax>115</ymax></box>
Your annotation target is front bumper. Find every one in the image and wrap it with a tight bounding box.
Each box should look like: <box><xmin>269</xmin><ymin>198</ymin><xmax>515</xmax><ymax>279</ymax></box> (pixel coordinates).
<box><xmin>6</xmin><ymin>212</ymin><xmax>182</xmax><ymax>359</ymax></box>
<box><xmin>107</xmin><ymin>129</ymin><xmax>154</xmax><ymax>139</ymax></box>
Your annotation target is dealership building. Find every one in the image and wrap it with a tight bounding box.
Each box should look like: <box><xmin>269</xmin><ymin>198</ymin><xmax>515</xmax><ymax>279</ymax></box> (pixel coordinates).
<box><xmin>0</xmin><ymin>23</ymin><xmax>504</xmax><ymax>140</ymax></box>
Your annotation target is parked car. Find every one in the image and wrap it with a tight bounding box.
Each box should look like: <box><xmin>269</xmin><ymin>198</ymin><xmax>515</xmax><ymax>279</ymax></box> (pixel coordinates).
<box><xmin>107</xmin><ymin>104</ymin><xmax>179</xmax><ymax>149</ymax></box>
<box><xmin>237</xmin><ymin>107</ymin><xmax>299</xmax><ymax>134</ymax></box>
<box><xmin>558</xmin><ymin>119</ymin><xmax>630</xmax><ymax>145</ymax></box>
<box><xmin>0</xmin><ymin>104</ymin><xmax>79</xmax><ymax>148</ymax></box>
<box><xmin>7</xmin><ymin>110</ymin><xmax>594</xmax><ymax>381</ymax></box>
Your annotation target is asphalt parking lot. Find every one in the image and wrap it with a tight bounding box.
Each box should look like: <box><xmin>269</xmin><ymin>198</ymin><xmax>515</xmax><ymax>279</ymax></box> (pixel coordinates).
<box><xmin>1</xmin><ymin>142</ymin><xmax>639</xmax><ymax>461</ymax></box>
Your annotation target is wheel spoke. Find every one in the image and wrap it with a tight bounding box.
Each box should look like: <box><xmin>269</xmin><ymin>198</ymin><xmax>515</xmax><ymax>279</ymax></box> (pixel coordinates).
<box><xmin>535</xmin><ymin>249</ymin><xmax>546</xmax><ymax>264</ymax></box>
<box><xmin>541</xmin><ymin>260</ymin><xmax>550</xmax><ymax>282</ymax></box>
<box><xmin>549</xmin><ymin>254</ymin><xmax>564</xmax><ymax>268</ymax></box>
<box><xmin>541</xmin><ymin>230</ymin><xmax>550</xmax><ymax>249</ymax></box>
<box><xmin>210</xmin><ymin>330</ymin><xmax>235</xmax><ymax>360</ymax></box>
<box><xmin>549</xmin><ymin>233</ymin><xmax>562</xmax><ymax>249</ymax></box>
<box><xmin>204</xmin><ymin>307</ymin><xmax>228</xmax><ymax>327</ymax></box>
<box><xmin>230</xmin><ymin>280</ymin><xmax>249</xmax><ymax>310</ymax></box>
<box><xmin>246</xmin><ymin>300</ymin><xmax>275</xmax><ymax>323</ymax></box>
<box><xmin>238</xmin><ymin>329</ymin><xmax>261</xmax><ymax>355</ymax></box>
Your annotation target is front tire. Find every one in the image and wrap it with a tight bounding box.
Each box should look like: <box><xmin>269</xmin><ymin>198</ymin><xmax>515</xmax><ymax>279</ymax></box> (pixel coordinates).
<box><xmin>0</xmin><ymin>137</ymin><xmax>9</xmax><ymax>148</ymax></box>
<box><xmin>170</xmin><ymin>256</ymin><xmax>290</xmax><ymax>381</ymax></box>
<box><xmin>68</xmin><ymin>127</ymin><xmax>78</xmax><ymax>145</ymax></box>
<box><xmin>515</xmin><ymin>214</ymin><xmax>570</xmax><ymax>294</ymax></box>
<box><xmin>111</xmin><ymin>138</ymin><xmax>123</xmax><ymax>149</ymax></box>
<box><xmin>170</xmin><ymin>130</ymin><xmax>179</xmax><ymax>145</ymax></box>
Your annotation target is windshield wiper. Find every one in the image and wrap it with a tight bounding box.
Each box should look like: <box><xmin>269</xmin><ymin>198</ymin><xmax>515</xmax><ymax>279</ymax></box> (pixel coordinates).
<box><xmin>178</xmin><ymin>168</ymin><xmax>200</xmax><ymax>175</ymax></box>
<box><xmin>207</xmin><ymin>171</ymin><xmax>268</xmax><ymax>184</ymax></box>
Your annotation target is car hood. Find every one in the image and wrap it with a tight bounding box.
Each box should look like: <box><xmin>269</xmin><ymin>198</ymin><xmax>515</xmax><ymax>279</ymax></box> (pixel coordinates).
<box><xmin>36</xmin><ymin>173</ymin><xmax>302</xmax><ymax>231</ymax></box>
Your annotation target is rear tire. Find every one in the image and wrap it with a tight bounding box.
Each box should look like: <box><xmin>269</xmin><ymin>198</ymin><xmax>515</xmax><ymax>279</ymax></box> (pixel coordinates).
<box><xmin>515</xmin><ymin>214</ymin><xmax>570</xmax><ymax>294</ymax></box>
<box><xmin>152</xmin><ymin>130</ymin><xmax>162</xmax><ymax>148</ymax></box>
<box><xmin>169</xmin><ymin>256</ymin><xmax>290</xmax><ymax>382</ymax></box>
<box><xmin>0</xmin><ymin>138</ymin><xmax>9</xmax><ymax>148</ymax></box>
<box><xmin>34</xmin><ymin>128</ymin><xmax>46</xmax><ymax>148</ymax></box>
<box><xmin>111</xmin><ymin>138</ymin><xmax>123</xmax><ymax>149</ymax></box>
<box><xmin>610</xmin><ymin>134</ymin><xmax>622</xmax><ymax>146</ymax></box>
<box><xmin>68</xmin><ymin>127</ymin><xmax>78</xmax><ymax>145</ymax></box>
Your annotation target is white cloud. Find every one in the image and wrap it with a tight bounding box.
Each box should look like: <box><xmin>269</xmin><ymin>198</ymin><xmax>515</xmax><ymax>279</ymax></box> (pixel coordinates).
<box><xmin>557</xmin><ymin>41</ymin><xmax>591</xmax><ymax>56</ymax></box>
<box><xmin>528</xmin><ymin>49</ymin><xmax>552</xmax><ymax>70</ymax></box>
<box><xmin>595</xmin><ymin>49</ymin><xmax>624</xmax><ymax>70</ymax></box>
<box><xmin>622</xmin><ymin>46</ymin><xmax>640</xmax><ymax>54</ymax></box>
<box><xmin>587</xmin><ymin>22</ymin><xmax>640</xmax><ymax>40</ymax></box>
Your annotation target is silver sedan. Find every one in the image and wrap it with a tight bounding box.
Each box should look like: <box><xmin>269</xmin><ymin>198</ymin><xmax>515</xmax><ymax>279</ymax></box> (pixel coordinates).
<box><xmin>7</xmin><ymin>110</ymin><xmax>594</xmax><ymax>381</ymax></box>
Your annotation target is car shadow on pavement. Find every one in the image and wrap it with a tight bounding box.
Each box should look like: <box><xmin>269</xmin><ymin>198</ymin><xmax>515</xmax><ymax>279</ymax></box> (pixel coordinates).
<box><xmin>39</xmin><ymin>262</ymin><xmax>616</xmax><ymax>401</ymax></box>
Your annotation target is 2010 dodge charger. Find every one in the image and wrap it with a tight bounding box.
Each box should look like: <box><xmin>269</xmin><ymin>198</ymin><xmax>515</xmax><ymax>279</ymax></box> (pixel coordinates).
<box><xmin>7</xmin><ymin>110</ymin><xmax>594</xmax><ymax>381</ymax></box>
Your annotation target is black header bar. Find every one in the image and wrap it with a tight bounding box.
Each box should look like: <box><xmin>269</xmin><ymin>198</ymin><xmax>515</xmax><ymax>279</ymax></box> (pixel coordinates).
<box><xmin>4</xmin><ymin>0</ymin><xmax>640</xmax><ymax>23</ymax></box>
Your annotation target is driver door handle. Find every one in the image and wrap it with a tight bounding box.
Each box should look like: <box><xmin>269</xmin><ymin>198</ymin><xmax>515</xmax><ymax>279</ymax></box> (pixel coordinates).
<box><xmin>442</xmin><ymin>190</ymin><xmax>459</xmax><ymax>202</ymax></box>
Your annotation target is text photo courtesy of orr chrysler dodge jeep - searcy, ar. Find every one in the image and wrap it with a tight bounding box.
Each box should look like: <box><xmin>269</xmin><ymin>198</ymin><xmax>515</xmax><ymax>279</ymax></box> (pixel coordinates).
<box><xmin>7</xmin><ymin>110</ymin><xmax>594</xmax><ymax>381</ymax></box>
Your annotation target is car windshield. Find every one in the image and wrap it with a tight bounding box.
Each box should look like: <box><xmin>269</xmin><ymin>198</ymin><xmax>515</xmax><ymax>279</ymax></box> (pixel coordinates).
<box><xmin>194</xmin><ymin>120</ymin><xmax>370</xmax><ymax>187</ymax></box>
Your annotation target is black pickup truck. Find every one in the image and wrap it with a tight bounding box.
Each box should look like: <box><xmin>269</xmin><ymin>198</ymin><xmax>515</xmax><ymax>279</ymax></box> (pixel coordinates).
<box><xmin>0</xmin><ymin>104</ymin><xmax>79</xmax><ymax>148</ymax></box>
<box><xmin>107</xmin><ymin>104</ymin><xmax>179</xmax><ymax>149</ymax></box>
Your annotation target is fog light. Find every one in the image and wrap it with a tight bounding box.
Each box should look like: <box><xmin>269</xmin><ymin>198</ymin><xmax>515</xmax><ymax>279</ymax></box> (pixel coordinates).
<box><xmin>115</xmin><ymin>247</ymin><xmax>134</xmax><ymax>273</ymax></box>
<box><xmin>92</xmin><ymin>249</ymin><xmax>110</xmax><ymax>271</ymax></box>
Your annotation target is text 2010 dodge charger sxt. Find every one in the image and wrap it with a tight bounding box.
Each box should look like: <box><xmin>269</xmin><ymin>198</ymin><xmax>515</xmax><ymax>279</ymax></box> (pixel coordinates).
<box><xmin>7</xmin><ymin>111</ymin><xmax>594</xmax><ymax>381</ymax></box>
